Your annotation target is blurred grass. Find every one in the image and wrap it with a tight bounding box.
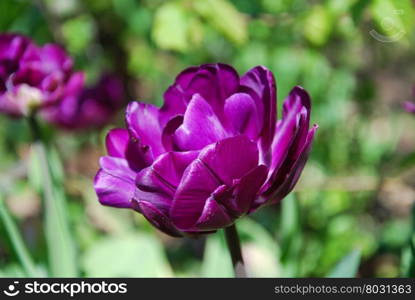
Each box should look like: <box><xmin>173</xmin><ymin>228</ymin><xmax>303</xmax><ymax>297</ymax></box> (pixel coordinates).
<box><xmin>0</xmin><ymin>0</ymin><xmax>415</xmax><ymax>277</ymax></box>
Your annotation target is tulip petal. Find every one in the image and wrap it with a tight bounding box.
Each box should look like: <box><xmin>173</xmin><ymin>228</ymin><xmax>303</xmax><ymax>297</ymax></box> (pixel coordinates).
<box><xmin>265</xmin><ymin>124</ymin><xmax>317</xmax><ymax>204</ymax></box>
<box><xmin>233</xmin><ymin>164</ymin><xmax>268</xmax><ymax>214</ymax></box>
<box><xmin>194</xmin><ymin>194</ymin><xmax>234</xmax><ymax>230</ymax></box>
<box><xmin>134</xmin><ymin>151</ymin><xmax>199</xmax><ymax>222</ymax></box>
<box><xmin>126</xmin><ymin>101</ymin><xmax>165</xmax><ymax>157</ymax></box>
<box><xmin>268</xmin><ymin>86</ymin><xmax>311</xmax><ymax>176</ymax></box>
<box><xmin>94</xmin><ymin>157</ymin><xmax>136</xmax><ymax>208</ymax></box>
<box><xmin>106</xmin><ymin>128</ymin><xmax>130</xmax><ymax>158</ymax></box>
<box><xmin>161</xmin><ymin>115</ymin><xmax>183</xmax><ymax>151</ymax></box>
<box><xmin>224</xmin><ymin>92</ymin><xmax>261</xmax><ymax>139</ymax></box>
<box><xmin>199</xmin><ymin>135</ymin><xmax>259</xmax><ymax>186</ymax></box>
<box><xmin>133</xmin><ymin>200</ymin><xmax>183</xmax><ymax>237</ymax></box>
<box><xmin>173</xmin><ymin>94</ymin><xmax>229</xmax><ymax>151</ymax></box>
<box><xmin>171</xmin><ymin>136</ymin><xmax>260</xmax><ymax>229</ymax></box>
<box><xmin>171</xmin><ymin>157</ymin><xmax>221</xmax><ymax>230</ymax></box>
<box><xmin>240</xmin><ymin>66</ymin><xmax>277</xmax><ymax>160</ymax></box>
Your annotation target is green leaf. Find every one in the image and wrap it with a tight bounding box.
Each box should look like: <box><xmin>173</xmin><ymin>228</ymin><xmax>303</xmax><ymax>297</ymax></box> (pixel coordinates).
<box><xmin>152</xmin><ymin>2</ymin><xmax>189</xmax><ymax>52</ymax></box>
<box><xmin>280</xmin><ymin>194</ymin><xmax>300</xmax><ymax>257</ymax></box>
<box><xmin>303</xmin><ymin>5</ymin><xmax>333</xmax><ymax>46</ymax></box>
<box><xmin>201</xmin><ymin>231</ymin><xmax>233</xmax><ymax>277</ymax></box>
<box><xmin>238</xmin><ymin>218</ymin><xmax>282</xmax><ymax>277</ymax></box>
<box><xmin>194</xmin><ymin>0</ymin><xmax>247</xmax><ymax>45</ymax></box>
<box><xmin>327</xmin><ymin>250</ymin><xmax>361</xmax><ymax>278</ymax></box>
<box><xmin>82</xmin><ymin>233</ymin><xmax>173</xmax><ymax>277</ymax></box>
<box><xmin>0</xmin><ymin>194</ymin><xmax>39</xmax><ymax>277</ymax></box>
<box><xmin>61</xmin><ymin>15</ymin><xmax>95</xmax><ymax>54</ymax></box>
<box><xmin>29</xmin><ymin>143</ymin><xmax>77</xmax><ymax>277</ymax></box>
<box><xmin>279</xmin><ymin>194</ymin><xmax>302</xmax><ymax>276</ymax></box>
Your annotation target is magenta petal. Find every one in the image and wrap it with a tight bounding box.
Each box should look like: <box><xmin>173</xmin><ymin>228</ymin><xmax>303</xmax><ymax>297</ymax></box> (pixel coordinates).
<box><xmin>267</xmin><ymin>86</ymin><xmax>311</xmax><ymax>174</ymax></box>
<box><xmin>233</xmin><ymin>165</ymin><xmax>268</xmax><ymax>214</ymax></box>
<box><xmin>173</xmin><ymin>65</ymin><xmax>201</xmax><ymax>88</ymax></box>
<box><xmin>173</xmin><ymin>94</ymin><xmax>229</xmax><ymax>151</ymax></box>
<box><xmin>134</xmin><ymin>167</ymin><xmax>175</xmax><ymax>213</ymax></box>
<box><xmin>151</xmin><ymin>151</ymin><xmax>199</xmax><ymax>188</ymax></box>
<box><xmin>171</xmin><ymin>158</ymin><xmax>221</xmax><ymax>230</ymax></box>
<box><xmin>194</xmin><ymin>195</ymin><xmax>234</xmax><ymax>231</ymax></box>
<box><xmin>106</xmin><ymin>128</ymin><xmax>130</xmax><ymax>158</ymax></box>
<box><xmin>0</xmin><ymin>34</ymin><xmax>31</xmax><ymax>62</ymax></box>
<box><xmin>160</xmin><ymin>66</ymin><xmax>200</xmax><ymax>120</ymax></box>
<box><xmin>99</xmin><ymin>156</ymin><xmax>136</xmax><ymax>184</ymax></box>
<box><xmin>187</xmin><ymin>64</ymin><xmax>239</xmax><ymax>109</ymax></box>
<box><xmin>265</xmin><ymin>125</ymin><xmax>317</xmax><ymax>204</ymax></box>
<box><xmin>134</xmin><ymin>151</ymin><xmax>198</xmax><ymax>214</ymax></box>
<box><xmin>240</xmin><ymin>66</ymin><xmax>277</xmax><ymax>157</ymax></box>
<box><xmin>94</xmin><ymin>157</ymin><xmax>136</xmax><ymax>208</ymax></box>
<box><xmin>224</xmin><ymin>92</ymin><xmax>261</xmax><ymax>139</ymax></box>
<box><xmin>199</xmin><ymin>135</ymin><xmax>259</xmax><ymax>186</ymax></box>
<box><xmin>133</xmin><ymin>201</ymin><xmax>182</xmax><ymax>237</ymax></box>
<box><xmin>39</xmin><ymin>44</ymin><xmax>73</xmax><ymax>72</ymax></box>
<box><xmin>404</xmin><ymin>101</ymin><xmax>415</xmax><ymax>114</ymax></box>
<box><xmin>161</xmin><ymin>115</ymin><xmax>183</xmax><ymax>151</ymax></box>
<box><xmin>125</xmin><ymin>101</ymin><xmax>165</xmax><ymax>157</ymax></box>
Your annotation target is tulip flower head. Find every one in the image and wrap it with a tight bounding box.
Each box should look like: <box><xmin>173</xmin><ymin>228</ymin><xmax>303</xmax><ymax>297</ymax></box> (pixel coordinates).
<box><xmin>95</xmin><ymin>64</ymin><xmax>318</xmax><ymax>237</ymax></box>
<box><xmin>42</xmin><ymin>74</ymin><xmax>125</xmax><ymax>129</ymax></box>
<box><xmin>0</xmin><ymin>34</ymin><xmax>82</xmax><ymax>117</ymax></box>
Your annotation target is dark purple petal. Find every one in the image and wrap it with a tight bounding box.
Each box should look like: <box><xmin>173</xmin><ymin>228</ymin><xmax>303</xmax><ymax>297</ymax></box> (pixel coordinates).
<box><xmin>224</xmin><ymin>92</ymin><xmax>261</xmax><ymax>139</ymax></box>
<box><xmin>161</xmin><ymin>63</ymin><xmax>239</xmax><ymax>123</ymax></box>
<box><xmin>94</xmin><ymin>157</ymin><xmax>136</xmax><ymax>208</ymax></box>
<box><xmin>173</xmin><ymin>94</ymin><xmax>229</xmax><ymax>151</ymax></box>
<box><xmin>106</xmin><ymin>128</ymin><xmax>130</xmax><ymax>158</ymax></box>
<box><xmin>267</xmin><ymin>86</ymin><xmax>311</xmax><ymax>176</ymax></box>
<box><xmin>125</xmin><ymin>101</ymin><xmax>165</xmax><ymax>157</ymax></box>
<box><xmin>132</xmin><ymin>200</ymin><xmax>183</xmax><ymax>237</ymax></box>
<box><xmin>171</xmin><ymin>157</ymin><xmax>221</xmax><ymax>230</ymax></box>
<box><xmin>198</xmin><ymin>135</ymin><xmax>259</xmax><ymax>186</ymax></box>
<box><xmin>161</xmin><ymin>115</ymin><xmax>183</xmax><ymax>151</ymax></box>
<box><xmin>232</xmin><ymin>164</ymin><xmax>268</xmax><ymax>214</ymax></box>
<box><xmin>171</xmin><ymin>136</ymin><xmax>260</xmax><ymax>230</ymax></box>
<box><xmin>160</xmin><ymin>66</ymin><xmax>204</xmax><ymax>120</ymax></box>
<box><xmin>240</xmin><ymin>66</ymin><xmax>277</xmax><ymax>160</ymax></box>
<box><xmin>133</xmin><ymin>151</ymin><xmax>199</xmax><ymax>232</ymax></box>
<box><xmin>0</xmin><ymin>34</ymin><xmax>31</xmax><ymax>67</ymax></box>
<box><xmin>194</xmin><ymin>193</ymin><xmax>234</xmax><ymax>230</ymax></box>
<box><xmin>262</xmin><ymin>124</ymin><xmax>317</xmax><ymax>205</ymax></box>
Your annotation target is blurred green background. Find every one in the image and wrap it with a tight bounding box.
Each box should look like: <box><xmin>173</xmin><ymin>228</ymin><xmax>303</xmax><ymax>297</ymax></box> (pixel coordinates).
<box><xmin>1</xmin><ymin>0</ymin><xmax>415</xmax><ymax>277</ymax></box>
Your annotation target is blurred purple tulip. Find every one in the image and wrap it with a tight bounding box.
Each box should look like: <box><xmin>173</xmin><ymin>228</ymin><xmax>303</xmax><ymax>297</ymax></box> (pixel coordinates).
<box><xmin>0</xmin><ymin>33</ymin><xmax>82</xmax><ymax>117</ymax></box>
<box><xmin>95</xmin><ymin>63</ymin><xmax>318</xmax><ymax>237</ymax></box>
<box><xmin>404</xmin><ymin>101</ymin><xmax>415</xmax><ymax>114</ymax></box>
<box><xmin>42</xmin><ymin>74</ymin><xmax>124</xmax><ymax>129</ymax></box>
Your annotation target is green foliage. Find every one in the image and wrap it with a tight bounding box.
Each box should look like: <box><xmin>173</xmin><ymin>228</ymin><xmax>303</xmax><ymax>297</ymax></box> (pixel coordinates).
<box><xmin>327</xmin><ymin>250</ymin><xmax>361</xmax><ymax>278</ymax></box>
<box><xmin>82</xmin><ymin>232</ymin><xmax>173</xmax><ymax>277</ymax></box>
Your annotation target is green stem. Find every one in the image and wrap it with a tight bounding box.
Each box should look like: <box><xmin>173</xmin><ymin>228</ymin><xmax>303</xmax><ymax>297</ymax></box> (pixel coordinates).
<box><xmin>28</xmin><ymin>116</ymin><xmax>77</xmax><ymax>277</ymax></box>
<box><xmin>224</xmin><ymin>223</ymin><xmax>247</xmax><ymax>277</ymax></box>
<box><xmin>0</xmin><ymin>195</ymin><xmax>38</xmax><ymax>277</ymax></box>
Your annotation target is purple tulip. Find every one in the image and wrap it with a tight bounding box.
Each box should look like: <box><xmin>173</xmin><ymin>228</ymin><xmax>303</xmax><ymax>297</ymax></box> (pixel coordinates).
<box><xmin>42</xmin><ymin>74</ymin><xmax>124</xmax><ymax>129</ymax></box>
<box><xmin>0</xmin><ymin>33</ymin><xmax>82</xmax><ymax>117</ymax></box>
<box><xmin>94</xmin><ymin>63</ymin><xmax>318</xmax><ymax>237</ymax></box>
<box><xmin>404</xmin><ymin>101</ymin><xmax>415</xmax><ymax>114</ymax></box>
